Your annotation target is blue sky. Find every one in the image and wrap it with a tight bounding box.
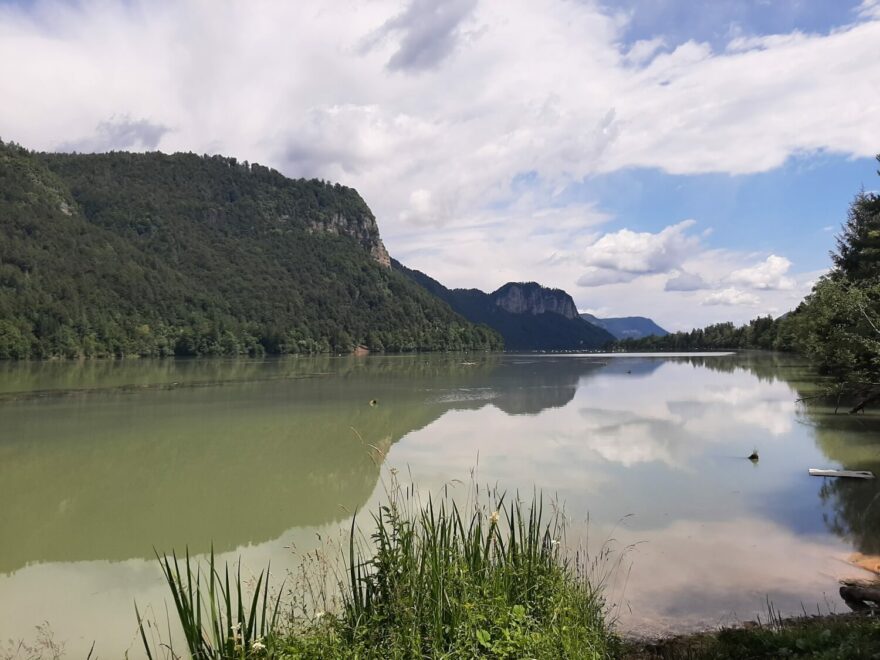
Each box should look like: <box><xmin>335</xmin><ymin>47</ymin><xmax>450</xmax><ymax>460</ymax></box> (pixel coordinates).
<box><xmin>569</xmin><ymin>153</ymin><xmax>879</xmax><ymax>271</ymax></box>
<box><xmin>608</xmin><ymin>0</ymin><xmax>867</xmax><ymax>50</ymax></box>
<box><xmin>1</xmin><ymin>0</ymin><xmax>878</xmax><ymax>329</ymax></box>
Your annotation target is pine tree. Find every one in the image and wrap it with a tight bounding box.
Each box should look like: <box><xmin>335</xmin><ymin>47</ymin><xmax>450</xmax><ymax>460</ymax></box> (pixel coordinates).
<box><xmin>831</xmin><ymin>155</ymin><xmax>880</xmax><ymax>282</ymax></box>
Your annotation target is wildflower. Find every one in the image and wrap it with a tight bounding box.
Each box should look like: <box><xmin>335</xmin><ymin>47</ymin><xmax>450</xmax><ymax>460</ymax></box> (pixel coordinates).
<box><xmin>251</xmin><ymin>638</ymin><xmax>267</xmax><ymax>653</ymax></box>
<box><xmin>489</xmin><ymin>510</ymin><xmax>500</xmax><ymax>525</ymax></box>
<box><xmin>315</xmin><ymin>610</ymin><xmax>326</xmax><ymax>619</ymax></box>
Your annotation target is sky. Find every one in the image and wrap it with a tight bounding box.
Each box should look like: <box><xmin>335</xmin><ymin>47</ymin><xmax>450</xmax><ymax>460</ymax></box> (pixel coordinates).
<box><xmin>1</xmin><ymin>0</ymin><xmax>879</xmax><ymax>330</ymax></box>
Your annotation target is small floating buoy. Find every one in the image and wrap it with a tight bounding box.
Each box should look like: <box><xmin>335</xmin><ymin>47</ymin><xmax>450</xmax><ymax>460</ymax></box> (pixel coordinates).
<box><xmin>748</xmin><ymin>449</ymin><xmax>759</xmax><ymax>462</ymax></box>
<box><xmin>369</xmin><ymin>399</ymin><xmax>378</xmax><ymax>407</ymax></box>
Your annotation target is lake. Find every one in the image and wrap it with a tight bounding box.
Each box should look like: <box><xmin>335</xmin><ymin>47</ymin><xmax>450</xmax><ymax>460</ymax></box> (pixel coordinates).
<box><xmin>1</xmin><ymin>353</ymin><xmax>879</xmax><ymax>656</ymax></box>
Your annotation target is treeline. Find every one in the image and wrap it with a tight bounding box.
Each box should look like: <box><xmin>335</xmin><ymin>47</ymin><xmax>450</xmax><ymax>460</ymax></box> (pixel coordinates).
<box><xmin>620</xmin><ymin>157</ymin><xmax>880</xmax><ymax>408</ymax></box>
<box><xmin>0</xmin><ymin>141</ymin><xmax>502</xmax><ymax>358</ymax></box>
<box><xmin>617</xmin><ymin>315</ymin><xmax>791</xmax><ymax>352</ymax></box>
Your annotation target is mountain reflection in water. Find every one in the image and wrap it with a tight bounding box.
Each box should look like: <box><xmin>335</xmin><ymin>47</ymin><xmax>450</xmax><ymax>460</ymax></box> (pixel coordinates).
<box><xmin>0</xmin><ymin>353</ymin><xmax>878</xmax><ymax>652</ymax></box>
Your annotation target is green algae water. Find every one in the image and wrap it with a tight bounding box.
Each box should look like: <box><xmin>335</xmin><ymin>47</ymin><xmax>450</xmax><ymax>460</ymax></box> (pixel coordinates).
<box><xmin>1</xmin><ymin>353</ymin><xmax>878</xmax><ymax>655</ymax></box>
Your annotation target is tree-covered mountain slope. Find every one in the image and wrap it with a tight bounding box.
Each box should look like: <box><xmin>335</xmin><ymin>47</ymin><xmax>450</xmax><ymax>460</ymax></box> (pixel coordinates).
<box><xmin>0</xmin><ymin>142</ymin><xmax>502</xmax><ymax>358</ymax></box>
<box><xmin>392</xmin><ymin>260</ymin><xmax>615</xmax><ymax>350</ymax></box>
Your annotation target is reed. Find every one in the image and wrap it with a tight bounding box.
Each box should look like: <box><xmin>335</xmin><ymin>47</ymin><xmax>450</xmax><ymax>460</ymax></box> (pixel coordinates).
<box><xmin>136</xmin><ymin>549</ymin><xmax>282</xmax><ymax>659</ymax></box>
<box><xmin>138</xmin><ymin>477</ymin><xmax>618</xmax><ymax>658</ymax></box>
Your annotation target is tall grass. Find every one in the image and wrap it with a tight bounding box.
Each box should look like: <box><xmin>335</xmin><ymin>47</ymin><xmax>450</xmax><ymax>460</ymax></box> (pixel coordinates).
<box><xmin>138</xmin><ymin>476</ymin><xmax>619</xmax><ymax>659</ymax></box>
<box><xmin>136</xmin><ymin>550</ymin><xmax>282</xmax><ymax>659</ymax></box>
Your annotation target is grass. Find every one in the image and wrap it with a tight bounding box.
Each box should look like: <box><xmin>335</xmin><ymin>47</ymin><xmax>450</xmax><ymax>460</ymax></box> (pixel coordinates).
<box><xmin>623</xmin><ymin>610</ymin><xmax>880</xmax><ymax>659</ymax></box>
<box><xmin>138</xmin><ymin>475</ymin><xmax>620</xmax><ymax>658</ymax></box>
<box><xmin>136</xmin><ymin>549</ymin><xmax>282</xmax><ymax>659</ymax></box>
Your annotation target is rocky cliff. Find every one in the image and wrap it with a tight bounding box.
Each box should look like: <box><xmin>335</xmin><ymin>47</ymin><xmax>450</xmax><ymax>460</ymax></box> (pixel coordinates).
<box><xmin>392</xmin><ymin>261</ymin><xmax>615</xmax><ymax>350</ymax></box>
<box><xmin>492</xmin><ymin>282</ymin><xmax>579</xmax><ymax>319</ymax></box>
<box><xmin>305</xmin><ymin>210</ymin><xmax>390</xmax><ymax>267</ymax></box>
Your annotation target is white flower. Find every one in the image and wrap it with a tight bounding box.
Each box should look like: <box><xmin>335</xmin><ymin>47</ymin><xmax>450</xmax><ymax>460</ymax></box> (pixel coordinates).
<box><xmin>489</xmin><ymin>511</ymin><xmax>500</xmax><ymax>525</ymax></box>
<box><xmin>315</xmin><ymin>610</ymin><xmax>326</xmax><ymax>619</ymax></box>
<box><xmin>251</xmin><ymin>639</ymin><xmax>267</xmax><ymax>652</ymax></box>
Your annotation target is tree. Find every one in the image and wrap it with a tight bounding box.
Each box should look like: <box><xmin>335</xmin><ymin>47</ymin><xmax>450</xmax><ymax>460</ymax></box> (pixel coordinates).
<box><xmin>831</xmin><ymin>156</ymin><xmax>880</xmax><ymax>283</ymax></box>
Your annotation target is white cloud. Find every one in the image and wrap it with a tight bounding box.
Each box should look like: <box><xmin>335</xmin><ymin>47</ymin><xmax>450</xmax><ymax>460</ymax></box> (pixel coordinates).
<box><xmin>727</xmin><ymin>254</ymin><xmax>796</xmax><ymax>290</ymax></box>
<box><xmin>624</xmin><ymin>37</ymin><xmax>666</xmax><ymax>65</ymax></box>
<box><xmin>580</xmin><ymin>220</ymin><xmax>700</xmax><ymax>277</ymax></box>
<box><xmin>664</xmin><ymin>270</ymin><xmax>709</xmax><ymax>292</ymax></box>
<box><xmin>0</xmin><ymin>0</ymin><xmax>874</xmax><ymax>326</ymax></box>
<box><xmin>361</xmin><ymin>0</ymin><xmax>479</xmax><ymax>72</ymax></box>
<box><xmin>860</xmin><ymin>0</ymin><xmax>880</xmax><ymax>19</ymax></box>
<box><xmin>701</xmin><ymin>287</ymin><xmax>761</xmax><ymax>306</ymax></box>
<box><xmin>577</xmin><ymin>267</ymin><xmax>637</xmax><ymax>287</ymax></box>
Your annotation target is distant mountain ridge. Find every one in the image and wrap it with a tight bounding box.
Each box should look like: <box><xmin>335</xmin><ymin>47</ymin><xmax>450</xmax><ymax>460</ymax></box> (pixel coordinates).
<box><xmin>392</xmin><ymin>260</ymin><xmax>615</xmax><ymax>350</ymax></box>
<box><xmin>579</xmin><ymin>313</ymin><xmax>668</xmax><ymax>340</ymax></box>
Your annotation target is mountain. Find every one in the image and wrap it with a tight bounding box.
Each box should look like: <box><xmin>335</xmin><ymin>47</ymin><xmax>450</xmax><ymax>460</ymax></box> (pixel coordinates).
<box><xmin>392</xmin><ymin>260</ymin><xmax>615</xmax><ymax>350</ymax></box>
<box><xmin>580</xmin><ymin>313</ymin><xmax>668</xmax><ymax>340</ymax></box>
<box><xmin>0</xmin><ymin>142</ymin><xmax>502</xmax><ymax>358</ymax></box>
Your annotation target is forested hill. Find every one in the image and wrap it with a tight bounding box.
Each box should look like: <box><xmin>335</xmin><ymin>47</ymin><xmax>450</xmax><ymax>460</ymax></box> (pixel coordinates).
<box><xmin>392</xmin><ymin>260</ymin><xmax>615</xmax><ymax>350</ymax></box>
<box><xmin>0</xmin><ymin>141</ymin><xmax>502</xmax><ymax>358</ymax></box>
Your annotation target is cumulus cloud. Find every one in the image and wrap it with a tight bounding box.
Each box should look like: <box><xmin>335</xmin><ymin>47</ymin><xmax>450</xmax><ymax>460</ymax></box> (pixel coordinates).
<box><xmin>0</xmin><ymin>0</ymin><xmax>874</xmax><ymax>325</ymax></box>
<box><xmin>664</xmin><ymin>270</ymin><xmax>710</xmax><ymax>291</ymax></box>
<box><xmin>577</xmin><ymin>220</ymin><xmax>701</xmax><ymax>287</ymax></box>
<box><xmin>582</xmin><ymin>220</ymin><xmax>700</xmax><ymax>274</ymax></box>
<box><xmin>727</xmin><ymin>254</ymin><xmax>796</xmax><ymax>290</ymax></box>
<box><xmin>701</xmin><ymin>287</ymin><xmax>760</xmax><ymax>306</ymax></box>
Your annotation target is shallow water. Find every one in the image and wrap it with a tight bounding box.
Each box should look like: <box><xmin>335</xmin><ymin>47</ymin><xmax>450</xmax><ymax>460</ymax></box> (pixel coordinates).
<box><xmin>1</xmin><ymin>353</ymin><xmax>878</xmax><ymax>655</ymax></box>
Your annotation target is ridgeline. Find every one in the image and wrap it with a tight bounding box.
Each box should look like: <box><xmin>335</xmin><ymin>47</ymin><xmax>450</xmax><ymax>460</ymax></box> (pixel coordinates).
<box><xmin>0</xmin><ymin>142</ymin><xmax>502</xmax><ymax>358</ymax></box>
<box><xmin>392</xmin><ymin>259</ymin><xmax>616</xmax><ymax>350</ymax></box>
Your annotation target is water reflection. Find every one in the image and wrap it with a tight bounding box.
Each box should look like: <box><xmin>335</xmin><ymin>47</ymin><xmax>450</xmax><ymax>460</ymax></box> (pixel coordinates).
<box><xmin>1</xmin><ymin>353</ymin><xmax>879</xmax><ymax>652</ymax></box>
<box><xmin>0</xmin><ymin>355</ymin><xmax>611</xmax><ymax>573</ymax></box>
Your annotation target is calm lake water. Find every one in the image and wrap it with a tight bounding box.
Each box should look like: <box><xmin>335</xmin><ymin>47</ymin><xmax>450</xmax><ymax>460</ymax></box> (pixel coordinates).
<box><xmin>2</xmin><ymin>353</ymin><xmax>879</xmax><ymax>656</ymax></box>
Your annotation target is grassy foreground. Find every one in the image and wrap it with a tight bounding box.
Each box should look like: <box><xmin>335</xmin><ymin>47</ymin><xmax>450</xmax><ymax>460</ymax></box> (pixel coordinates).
<box><xmin>623</xmin><ymin>612</ymin><xmax>880</xmax><ymax>659</ymax></box>
<box><xmin>137</xmin><ymin>477</ymin><xmax>880</xmax><ymax>659</ymax></box>
<box><xmin>138</xmin><ymin>480</ymin><xmax>620</xmax><ymax>659</ymax></box>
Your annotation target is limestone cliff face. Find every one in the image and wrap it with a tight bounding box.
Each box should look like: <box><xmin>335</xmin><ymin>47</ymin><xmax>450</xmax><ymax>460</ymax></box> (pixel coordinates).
<box><xmin>305</xmin><ymin>210</ymin><xmax>391</xmax><ymax>268</ymax></box>
<box><xmin>491</xmin><ymin>282</ymin><xmax>579</xmax><ymax>319</ymax></box>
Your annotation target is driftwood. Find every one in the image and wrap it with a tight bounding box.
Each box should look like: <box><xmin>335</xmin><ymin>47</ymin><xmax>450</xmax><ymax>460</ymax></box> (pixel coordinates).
<box><xmin>850</xmin><ymin>391</ymin><xmax>880</xmax><ymax>414</ymax></box>
<box><xmin>840</xmin><ymin>582</ymin><xmax>880</xmax><ymax>612</ymax></box>
<box><xmin>808</xmin><ymin>468</ymin><xmax>875</xmax><ymax>479</ymax></box>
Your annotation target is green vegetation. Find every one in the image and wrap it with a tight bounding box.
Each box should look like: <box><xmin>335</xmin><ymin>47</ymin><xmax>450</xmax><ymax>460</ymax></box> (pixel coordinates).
<box><xmin>0</xmin><ymin>141</ymin><xmax>501</xmax><ymax>358</ymax></box>
<box><xmin>615</xmin><ymin>315</ymin><xmax>788</xmax><ymax>352</ymax></box>
<box><xmin>137</xmin><ymin>551</ymin><xmax>282</xmax><ymax>659</ymax></box>
<box><xmin>619</xmin><ymin>155</ymin><xmax>880</xmax><ymax>410</ymax></box>
<box><xmin>625</xmin><ymin>612</ymin><xmax>880</xmax><ymax>659</ymax></box>
<box><xmin>393</xmin><ymin>260</ymin><xmax>615</xmax><ymax>350</ymax></box>
<box><xmin>139</xmin><ymin>483</ymin><xmax>618</xmax><ymax>658</ymax></box>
